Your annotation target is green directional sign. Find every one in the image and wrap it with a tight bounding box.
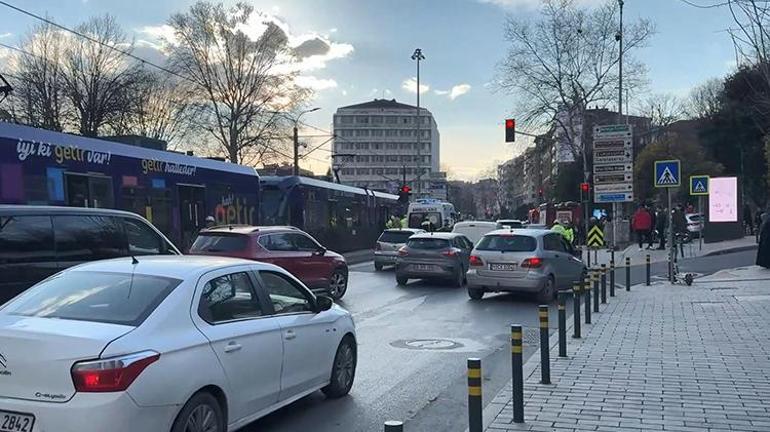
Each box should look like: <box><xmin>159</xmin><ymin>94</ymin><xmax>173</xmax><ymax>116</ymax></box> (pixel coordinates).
<box><xmin>690</xmin><ymin>175</ymin><xmax>710</xmax><ymax>196</ymax></box>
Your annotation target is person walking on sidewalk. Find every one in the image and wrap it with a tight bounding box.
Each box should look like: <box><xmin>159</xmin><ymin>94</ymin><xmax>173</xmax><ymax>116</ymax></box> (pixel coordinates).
<box><xmin>632</xmin><ymin>205</ymin><xmax>652</xmax><ymax>250</ymax></box>
<box><xmin>655</xmin><ymin>205</ymin><xmax>668</xmax><ymax>250</ymax></box>
<box><xmin>757</xmin><ymin>210</ymin><xmax>770</xmax><ymax>269</ymax></box>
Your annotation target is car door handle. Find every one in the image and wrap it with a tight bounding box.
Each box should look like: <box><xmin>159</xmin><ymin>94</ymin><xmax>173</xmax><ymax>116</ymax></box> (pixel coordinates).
<box><xmin>224</xmin><ymin>342</ymin><xmax>242</xmax><ymax>353</ymax></box>
<box><xmin>285</xmin><ymin>330</ymin><xmax>296</xmax><ymax>341</ymax></box>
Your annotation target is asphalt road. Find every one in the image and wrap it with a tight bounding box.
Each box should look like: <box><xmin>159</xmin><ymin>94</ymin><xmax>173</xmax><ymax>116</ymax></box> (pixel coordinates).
<box><xmin>244</xmin><ymin>249</ymin><xmax>758</xmax><ymax>432</ymax></box>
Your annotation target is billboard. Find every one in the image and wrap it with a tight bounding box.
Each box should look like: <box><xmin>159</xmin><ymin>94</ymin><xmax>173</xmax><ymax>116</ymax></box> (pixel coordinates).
<box><xmin>708</xmin><ymin>177</ymin><xmax>738</xmax><ymax>223</ymax></box>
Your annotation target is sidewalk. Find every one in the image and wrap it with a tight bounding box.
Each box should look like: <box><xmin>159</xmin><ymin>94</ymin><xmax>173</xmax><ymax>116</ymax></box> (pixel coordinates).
<box><xmin>584</xmin><ymin>235</ymin><xmax>758</xmax><ymax>267</ymax></box>
<box><xmin>485</xmin><ymin>266</ymin><xmax>770</xmax><ymax>432</ymax></box>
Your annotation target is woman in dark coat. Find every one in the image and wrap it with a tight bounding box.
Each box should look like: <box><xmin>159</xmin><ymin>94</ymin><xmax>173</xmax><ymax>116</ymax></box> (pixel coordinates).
<box><xmin>757</xmin><ymin>212</ymin><xmax>770</xmax><ymax>269</ymax></box>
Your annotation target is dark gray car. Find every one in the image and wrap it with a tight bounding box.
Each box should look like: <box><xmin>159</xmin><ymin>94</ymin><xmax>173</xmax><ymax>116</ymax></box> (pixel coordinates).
<box><xmin>394</xmin><ymin>232</ymin><xmax>474</xmax><ymax>286</ymax></box>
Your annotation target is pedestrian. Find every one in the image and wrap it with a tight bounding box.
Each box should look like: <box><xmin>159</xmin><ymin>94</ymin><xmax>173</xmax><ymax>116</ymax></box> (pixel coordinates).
<box><xmin>551</xmin><ymin>219</ymin><xmax>573</xmax><ymax>243</ymax></box>
<box><xmin>631</xmin><ymin>205</ymin><xmax>652</xmax><ymax>250</ymax></box>
<box><xmin>743</xmin><ymin>204</ymin><xmax>754</xmax><ymax>235</ymax></box>
<box><xmin>655</xmin><ymin>206</ymin><xmax>668</xmax><ymax>250</ymax></box>
<box><xmin>756</xmin><ymin>210</ymin><xmax>770</xmax><ymax>269</ymax></box>
<box><xmin>672</xmin><ymin>205</ymin><xmax>687</xmax><ymax>236</ymax></box>
<box><xmin>646</xmin><ymin>204</ymin><xmax>656</xmax><ymax>249</ymax></box>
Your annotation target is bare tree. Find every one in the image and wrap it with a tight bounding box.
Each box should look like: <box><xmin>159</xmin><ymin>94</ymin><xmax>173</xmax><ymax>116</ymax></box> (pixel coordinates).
<box><xmin>635</xmin><ymin>93</ymin><xmax>686</xmax><ymax>127</ymax></box>
<box><xmin>167</xmin><ymin>1</ymin><xmax>308</xmax><ymax>164</ymax></box>
<box><xmin>9</xmin><ymin>21</ymin><xmax>68</xmax><ymax>131</ymax></box>
<box><xmin>60</xmin><ymin>15</ymin><xmax>140</xmax><ymax>137</ymax></box>
<box><xmin>685</xmin><ymin>78</ymin><xmax>723</xmax><ymax>119</ymax></box>
<box><xmin>496</xmin><ymin>0</ymin><xmax>654</xmax><ymax>177</ymax></box>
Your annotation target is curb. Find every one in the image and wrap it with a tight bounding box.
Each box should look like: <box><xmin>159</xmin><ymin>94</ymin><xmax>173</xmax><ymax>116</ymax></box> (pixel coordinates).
<box><xmin>702</xmin><ymin>244</ymin><xmax>758</xmax><ymax>257</ymax></box>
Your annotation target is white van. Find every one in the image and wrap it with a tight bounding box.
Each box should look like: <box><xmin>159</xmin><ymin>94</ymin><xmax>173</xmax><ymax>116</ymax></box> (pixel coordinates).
<box><xmin>452</xmin><ymin>221</ymin><xmax>498</xmax><ymax>246</ymax></box>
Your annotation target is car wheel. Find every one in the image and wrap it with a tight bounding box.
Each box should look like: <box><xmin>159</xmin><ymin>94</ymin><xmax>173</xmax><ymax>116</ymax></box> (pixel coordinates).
<box><xmin>452</xmin><ymin>267</ymin><xmax>465</xmax><ymax>287</ymax></box>
<box><xmin>171</xmin><ymin>392</ymin><xmax>224</xmax><ymax>432</ymax></box>
<box><xmin>322</xmin><ymin>336</ymin><xmax>357</xmax><ymax>398</ymax></box>
<box><xmin>374</xmin><ymin>262</ymin><xmax>383</xmax><ymax>271</ymax></box>
<box><xmin>537</xmin><ymin>276</ymin><xmax>556</xmax><ymax>303</ymax></box>
<box><xmin>468</xmin><ymin>287</ymin><xmax>484</xmax><ymax>300</ymax></box>
<box><xmin>396</xmin><ymin>275</ymin><xmax>409</xmax><ymax>286</ymax></box>
<box><xmin>328</xmin><ymin>269</ymin><xmax>348</xmax><ymax>300</ymax></box>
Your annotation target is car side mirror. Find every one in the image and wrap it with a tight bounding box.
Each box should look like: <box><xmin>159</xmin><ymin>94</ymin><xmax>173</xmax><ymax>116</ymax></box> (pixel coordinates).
<box><xmin>315</xmin><ymin>295</ymin><xmax>334</xmax><ymax>313</ymax></box>
<box><xmin>314</xmin><ymin>247</ymin><xmax>327</xmax><ymax>256</ymax></box>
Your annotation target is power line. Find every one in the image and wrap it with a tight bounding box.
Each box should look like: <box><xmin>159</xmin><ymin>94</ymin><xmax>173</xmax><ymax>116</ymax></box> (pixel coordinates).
<box><xmin>677</xmin><ymin>0</ymin><xmax>732</xmax><ymax>8</ymax></box>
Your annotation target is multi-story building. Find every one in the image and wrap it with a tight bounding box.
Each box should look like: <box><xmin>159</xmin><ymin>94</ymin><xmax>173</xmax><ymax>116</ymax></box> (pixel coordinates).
<box><xmin>332</xmin><ymin>99</ymin><xmax>441</xmax><ymax>194</ymax></box>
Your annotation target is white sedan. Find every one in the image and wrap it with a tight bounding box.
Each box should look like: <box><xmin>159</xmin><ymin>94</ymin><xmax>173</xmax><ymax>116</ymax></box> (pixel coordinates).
<box><xmin>0</xmin><ymin>256</ymin><xmax>357</xmax><ymax>432</ymax></box>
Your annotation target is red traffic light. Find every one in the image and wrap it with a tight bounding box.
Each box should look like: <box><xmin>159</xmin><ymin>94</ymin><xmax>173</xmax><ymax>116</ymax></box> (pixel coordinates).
<box><xmin>580</xmin><ymin>182</ymin><xmax>590</xmax><ymax>193</ymax></box>
<box><xmin>400</xmin><ymin>185</ymin><xmax>412</xmax><ymax>194</ymax></box>
<box><xmin>505</xmin><ymin>119</ymin><xmax>516</xmax><ymax>143</ymax></box>
<box><xmin>505</xmin><ymin>119</ymin><xmax>515</xmax><ymax>129</ymax></box>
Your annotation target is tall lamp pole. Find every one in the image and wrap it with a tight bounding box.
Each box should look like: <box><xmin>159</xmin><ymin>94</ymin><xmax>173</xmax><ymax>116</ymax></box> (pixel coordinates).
<box><xmin>412</xmin><ymin>48</ymin><xmax>425</xmax><ymax>196</ymax></box>
<box><xmin>292</xmin><ymin>107</ymin><xmax>321</xmax><ymax>176</ymax></box>
<box><xmin>617</xmin><ymin>0</ymin><xmax>624</xmax><ymax>124</ymax></box>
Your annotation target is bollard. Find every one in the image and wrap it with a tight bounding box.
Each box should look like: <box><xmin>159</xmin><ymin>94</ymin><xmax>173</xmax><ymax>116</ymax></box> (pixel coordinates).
<box><xmin>610</xmin><ymin>247</ymin><xmax>615</xmax><ymax>264</ymax></box>
<box><xmin>646</xmin><ymin>254</ymin><xmax>651</xmax><ymax>286</ymax></box>
<box><xmin>584</xmin><ymin>275</ymin><xmax>592</xmax><ymax>324</ymax></box>
<box><xmin>558</xmin><ymin>292</ymin><xmax>567</xmax><ymax>357</ymax></box>
<box><xmin>587</xmin><ymin>247</ymin><xmax>591</xmax><ymax>267</ymax></box>
<box><xmin>626</xmin><ymin>257</ymin><xmax>631</xmax><ymax>292</ymax></box>
<box><xmin>609</xmin><ymin>260</ymin><xmax>616</xmax><ymax>297</ymax></box>
<box><xmin>467</xmin><ymin>358</ymin><xmax>482</xmax><ymax>432</ymax></box>
<box><xmin>593</xmin><ymin>269</ymin><xmax>600</xmax><ymax>313</ymax></box>
<box><xmin>511</xmin><ymin>325</ymin><xmax>524</xmax><ymax>423</ymax></box>
<box><xmin>600</xmin><ymin>264</ymin><xmax>607</xmax><ymax>304</ymax></box>
<box><xmin>384</xmin><ymin>421</ymin><xmax>404</xmax><ymax>432</ymax></box>
<box><xmin>572</xmin><ymin>281</ymin><xmax>581</xmax><ymax>338</ymax></box>
<box><xmin>538</xmin><ymin>305</ymin><xmax>551</xmax><ymax>384</ymax></box>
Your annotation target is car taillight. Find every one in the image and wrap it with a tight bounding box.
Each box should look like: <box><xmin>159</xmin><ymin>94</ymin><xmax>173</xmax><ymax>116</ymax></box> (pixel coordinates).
<box><xmin>521</xmin><ymin>257</ymin><xmax>543</xmax><ymax>268</ymax></box>
<box><xmin>71</xmin><ymin>351</ymin><xmax>160</xmax><ymax>393</ymax></box>
<box><xmin>442</xmin><ymin>248</ymin><xmax>460</xmax><ymax>257</ymax></box>
<box><xmin>469</xmin><ymin>255</ymin><xmax>484</xmax><ymax>266</ymax></box>
<box><xmin>398</xmin><ymin>247</ymin><xmax>408</xmax><ymax>256</ymax></box>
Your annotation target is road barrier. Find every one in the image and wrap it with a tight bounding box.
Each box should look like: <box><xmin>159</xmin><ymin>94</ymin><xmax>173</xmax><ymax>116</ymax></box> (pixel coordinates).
<box><xmin>538</xmin><ymin>305</ymin><xmax>550</xmax><ymax>384</ymax></box>
<box><xmin>467</xmin><ymin>358</ymin><xmax>482</xmax><ymax>432</ymax></box>
<box><xmin>609</xmin><ymin>260</ymin><xmax>616</xmax><ymax>297</ymax></box>
<box><xmin>511</xmin><ymin>324</ymin><xmax>524</xmax><ymax>423</ymax></box>
<box><xmin>600</xmin><ymin>264</ymin><xmax>607</xmax><ymax>304</ymax></box>
<box><xmin>593</xmin><ymin>269</ymin><xmax>600</xmax><ymax>313</ymax></box>
<box><xmin>558</xmin><ymin>293</ymin><xmax>567</xmax><ymax>357</ymax></box>
<box><xmin>572</xmin><ymin>282</ymin><xmax>582</xmax><ymax>338</ymax></box>
<box><xmin>384</xmin><ymin>421</ymin><xmax>404</xmax><ymax>431</ymax></box>
<box><xmin>626</xmin><ymin>257</ymin><xmax>631</xmax><ymax>291</ymax></box>
<box><xmin>584</xmin><ymin>274</ymin><xmax>592</xmax><ymax>324</ymax></box>
<box><xmin>646</xmin><ymin>254</ymin><xmax>651</xmax><ymax>286</ymax></box>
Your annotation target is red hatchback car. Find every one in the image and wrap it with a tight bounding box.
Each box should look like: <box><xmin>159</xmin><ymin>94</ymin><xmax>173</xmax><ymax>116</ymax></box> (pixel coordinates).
<box><xmin>190</xmin><ymin>226</ymin><xmax>349</xmax><ymax>299</ymax></box>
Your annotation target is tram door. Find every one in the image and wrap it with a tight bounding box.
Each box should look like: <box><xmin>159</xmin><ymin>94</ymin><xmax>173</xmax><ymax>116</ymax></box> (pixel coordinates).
<box><xmin>65</xmin><ymin>173</ymin><xmax>114</xmax><ymax>208</ymax></box>
<box><xmin>178</xmin><ymin>184</ymin><xmax>206</xmax><ymax>251</ymax></box>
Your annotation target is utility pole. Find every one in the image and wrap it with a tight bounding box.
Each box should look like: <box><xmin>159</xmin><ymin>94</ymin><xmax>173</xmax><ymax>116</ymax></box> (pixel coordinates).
<box><xmin>617</xmin><ymin>0</ymin><xmax>624</xmax><ymax>124</ymax></box>
<box><xmin>293</xmin><ymin>125</ymin><xmax>300</xmax><ymax>176</ymax></box>
<box><xmin>412</xmin><ymin>48</ymin><xmax>425</xmax><ymax>197</ymax></box>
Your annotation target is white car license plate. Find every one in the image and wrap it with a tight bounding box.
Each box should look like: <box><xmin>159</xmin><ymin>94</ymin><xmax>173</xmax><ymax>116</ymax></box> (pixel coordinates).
<box><xmin>0</xmin><ymin>410</ymin><xmax>35</xmax><ymax>432</ymax></box>
<box><xmin>413</xmin><ymin>264</ymin><xmax>436</xmax><ymax>272</ymax></box>
<box><xmin>490</xmin><ymin>263</ymin><xmax>516</xmax><ymax>271</ymax></box>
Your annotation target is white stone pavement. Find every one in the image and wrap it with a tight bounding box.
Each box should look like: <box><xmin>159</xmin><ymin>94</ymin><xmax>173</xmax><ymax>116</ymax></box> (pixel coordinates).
<box><xmin>483</xmin><ymin>265</ymin><xmax>770</xmax><ymax>432</ymax></box>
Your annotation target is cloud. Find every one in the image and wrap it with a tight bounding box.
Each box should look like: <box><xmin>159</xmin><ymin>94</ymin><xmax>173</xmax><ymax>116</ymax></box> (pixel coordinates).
<box><xmin>137</xmin><ymin>24</ymin><xmax>177</xmax><ymax>45</ymax></box>
<box><xmin>295</xmin><ymin>75</ymin><xmax>338</xmax><ymax>91</ymax></box>
<box><xmin>0</xmin><ymin>32</ymin><xmax>11</xmax><ymax>39</ymax></box>
<box><xmin>434</xmin><ymin>84</ymin><xmax>472</xmax><ymax>100</ymax></box>
<box><xmin>402</xmin><ymin>77</ymin><xmax>430</xmax><ymax>94</ymax></box>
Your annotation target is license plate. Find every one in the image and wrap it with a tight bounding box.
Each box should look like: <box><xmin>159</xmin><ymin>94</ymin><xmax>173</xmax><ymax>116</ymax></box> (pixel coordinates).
<box><xmin>0</xmin><ymin>410</ymin><xmax>35</xmax><ymax>432</ymax></box>
<box><xmin>413</xmin><ymin>264</ymin><xmax>436</xmax><ymax>272</ymax></box>
<box><xmin>490</xmin><ymin>263</ymin><xmax>516</xmax><ymax>271</ymax></box>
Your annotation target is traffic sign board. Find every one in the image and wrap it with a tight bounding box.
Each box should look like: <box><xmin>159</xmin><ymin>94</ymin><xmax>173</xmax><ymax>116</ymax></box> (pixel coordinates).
<box><xmin>594</xmin><ymin>173</ymin><xmax>633</xmax><ymax>185</ymax></box>
<box><xmin>594</xmin><ymin>192</ymin><xmax>634</xmax><ymax>203</ymax></box>
<box><xmin>690</xmin><ymin>175</ymin><xmax>709</xmax><ymax>196</ymax></box>
<box><xmin>587</xmin><ymin>225</ymin><xmax>605</xmax><ymax>248</ymax></box>
<box><xmin>593</xmin><ymin>163</ymin><xmax>633</xmax><ymax>174</ymax></box>
<box><xmin>594</xmin><ymin>124</ymin><xmax>632</xmax><ymax>140</ymax></box>
<box><xmin>593</xmin><ymin>139</ymin><xmax>632</xmax><ymax>150</ymax></box>
<box><xmin>594</xmin><ymin>183</ymin><xmax>633</xmax><ymax>193</ymax></box>
<box><xmin>593</xmin><ymin>124</ymin><xmax>635</xmax><ymax>203</ymax></box>
<box><xmin>654</xmin><ymin>160</ymin><xmax>681</xmax><ymax>188</ymax></box>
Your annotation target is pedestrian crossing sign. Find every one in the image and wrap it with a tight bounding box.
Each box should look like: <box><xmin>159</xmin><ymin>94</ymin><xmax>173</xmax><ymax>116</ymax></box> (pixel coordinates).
<box><xmin>654</xmin><ymin>160</ymin><xmax>681</xmax><ymax>188</ymax></box>
<box><xmin>689</xmin><ymin>175</ymin><xmax>710</xmax><ymax>196</ymax></box>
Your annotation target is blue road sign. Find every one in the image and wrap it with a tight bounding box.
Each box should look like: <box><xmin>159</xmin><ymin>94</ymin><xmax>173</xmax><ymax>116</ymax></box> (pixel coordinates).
<box><xmin>690</xmin><ymin>175</ymin><xmax>710</xmax><ymax>196</ymax></box>
<box><xmin>654</xmin><ymin>160</ymin><xmax>681</xmax><ymax>188</ymax></box>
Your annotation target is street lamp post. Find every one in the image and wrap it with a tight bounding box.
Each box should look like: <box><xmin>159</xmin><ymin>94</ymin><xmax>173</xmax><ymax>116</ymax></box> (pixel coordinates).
<box><xmin>412</xmin><ymin>48</ymin><xmax>425</xmax><ymax>196</ymax></box>
<box><xmin>290</xmin><ymin>107</ymin><xmax>320</xmax><ymax>176</ymax></box>
<box><xmin>617</xmin><ymin>0</ymin><xmax>624</xmax><ymax>124</ymax></box>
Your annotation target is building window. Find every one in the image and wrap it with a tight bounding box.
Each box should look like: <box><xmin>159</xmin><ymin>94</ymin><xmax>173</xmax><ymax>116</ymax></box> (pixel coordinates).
<box><xmin>355</xmin><ymin>129</ymin><xmax>369</xmax><ymax>137</ymax></box>
<box><xmin>375</xmin><ymin>169</ymin><xmax>383</xmax><ymax>175</ymax></box>
<box><xmin>371</xmin><ymin>129</ymin><xmax>383</xmax><ymax>137</ymax></box>
<box><xmin>385</xmin><ymin>130</ymin><xmax>397</xmax><ymax>137</ymax></box>
<box><xmin>339</xmin><ymin>129</ymin><xmax>353</xmax><ymax>137</ymax></box>
<box><xmin>372</xmin><ymin>143</ymin><xmax>381</xmax><ymax>150</ymax></box>
<box><xmin>356</xmin><ymin>116</ymin><xmax>369</xmax><ymax>124</ymax></box>
<box><xmin>357</xmin><ymin>168</ymin><xmax>370</xmax><ymax>175</ymax></box>
<box><xmin>399</xmin><ymin>130</ymin><xmax>411</xmax><ymax>137</ymax></box>
<box><xmin>402</xmin><ymin>117</ymin><xmax>411</xmax><ymax>124</ymax></box>
<box><xmin>340</xmin><ymin>116</ymin><xmax>353</xmax><ymax>124</ymax></box>
<box><xmin>421</xmin><ymin>130</ymin><xmax>430</xmax><ymax>139</ymax></box>
<box><xmin>386</xmin><ymin>168</ymin><xmax>399</xmax><ymax>175</ymax></box>
<box><xmin>385</xmin><ymin>116</ymin><xmax>398</xmax><ymax>124</ymax></box>
<box><xmin>372</xmin><ymin>116</ymin><xmax>383</xmax><ymax>124</ymax></box>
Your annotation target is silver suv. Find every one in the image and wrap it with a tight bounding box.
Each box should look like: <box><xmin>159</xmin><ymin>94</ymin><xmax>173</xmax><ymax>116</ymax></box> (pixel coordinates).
<box><xmin>466</xmin><ymin>229</ymin><xmax>585</xmax><ymax>302</ymax></box>
<box><xmin>374</xmin><ymin>228</ymin><xmax>425</xmax><ymax>271</ymax></box>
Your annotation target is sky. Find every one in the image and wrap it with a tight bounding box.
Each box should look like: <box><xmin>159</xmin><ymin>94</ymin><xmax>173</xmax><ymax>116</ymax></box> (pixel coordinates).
<box><xmin>0</xmin><ymin>0</ymin><xmax>739</xmax><ymax>180</ymax></box>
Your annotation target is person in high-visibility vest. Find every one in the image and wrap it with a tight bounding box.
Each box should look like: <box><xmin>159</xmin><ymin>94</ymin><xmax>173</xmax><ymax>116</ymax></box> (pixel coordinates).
<box><xmin>552</xmin><ymin>220</ymin><xmax>573</xmax><ymax>244</ymax></box>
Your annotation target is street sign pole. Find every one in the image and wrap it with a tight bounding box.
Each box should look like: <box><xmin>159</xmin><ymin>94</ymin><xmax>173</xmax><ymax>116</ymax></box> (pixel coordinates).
<box><xmin>699</xmin><ymin>196</ymin><xmax>704</xmax><ymax>251</ymax></box>
<box><xmin>668</xmin><ymin>188</ymin><xmax>674</xmax><ymax>283</ymax></box>
<box><xmin>612</xmin><ymin>202</ymin><xmax>617</xmax><ymax>251</ymax></box>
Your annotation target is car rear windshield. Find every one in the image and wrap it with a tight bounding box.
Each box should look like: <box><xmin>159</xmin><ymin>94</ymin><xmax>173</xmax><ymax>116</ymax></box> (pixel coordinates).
<box><xmin>191</xmin><ymin>234</ymin><xmax>248</xmax><ymax>253</ymax></box>
<box><xmin>4</xmin><ymin>271</ymin><xmax>181</xmax><ymax>326</ymax></box>
<box><xmin>407</xmin><ymin>238</ymin><xmax>450</xmax><ymax>249</ymax></box>
<box><xmin>379</xmin><ymin>231</ymin><xmax>415</xmax><ymax>244</ymax></box>
<box><xmin>476</xmin><ymin>235</ymin><xmax>537</xmax><ymax>252</ymax></box>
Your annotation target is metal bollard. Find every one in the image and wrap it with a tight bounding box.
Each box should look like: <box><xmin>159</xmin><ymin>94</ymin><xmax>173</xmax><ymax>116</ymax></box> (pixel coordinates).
<box><xmin>587</xmin><ymin>247</ymin><xmax>591</xmax><ymax>267</ymax></box>
<box><xmin>584</xmin><ymin>275</ymin><xmax>592</xmax><ymax>324</ymax></box>
<box><xmin>646</xmin><ymin>254</ymin><xmax>651</xmax><ymax>286</ymax></box>
<box><xmin>609</xmin><ymin>260</ymin><xmax>616</xmax><ymax>297</ymax></box>
<box><xmin>467</xmin><ymin>358</ymin><xmax>482</xmax><ymax>432</ymax></box>
<box><xmin>538</xmin><ymin>305</ymin><xmax>550</xmax><ymax>384</ymax></box>
<box><xmin>626</xmin><ymin>257</ymin><xmax>631</xmax><ymax>292</ymax></box>
<box><xmin>384</xmin><ymin>421</ymin><xmax>404</xmax><ymax>432</ymax></box>
<box><xmin>572</xmin><ymin>281</ymin><xmax>581</xmax><ymax>338</ymax></box>
<box><xmin>593</xmin><ymin>269</ymin><xmax>600</xmax><ymax>313</ymax></box>
<box><xmin>558</xmin><ymin>292</ymin><xmax>567</xmax><ymax>356</ymax></box>
<box><xmin>600</xmin><ymin>264</ymin><xmax>607</xmax><ymax>304</ymax></box>
<box><xmin>511</xmin><ymin>325</ymin><xmax>524</xmax><ymax>423</ymax></box>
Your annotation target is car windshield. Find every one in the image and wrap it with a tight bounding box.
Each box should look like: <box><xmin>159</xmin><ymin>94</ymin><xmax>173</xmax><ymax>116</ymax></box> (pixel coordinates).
<box><xmin>191</xmin><ymin>234</ymin><xmax>248</xmax><ymax>253</ymax></box>
<box><xmin>476</xmin><ymin>235</ymin><xmax>537</xmax><ymax>252</ymax></box>
<box><xmin>407</xmin><ymin>238</ymin><xmax>450</xmax><ymax>250</ymax></box>
<box><xmin>379</xmin><ymin>230</ymin><xmax>416</xmax><ymax>244</ymax></box>
<box><xmin>4</xmin><ymin>271</ymin><xmax>181</xmax><ymax>326</ymax></box>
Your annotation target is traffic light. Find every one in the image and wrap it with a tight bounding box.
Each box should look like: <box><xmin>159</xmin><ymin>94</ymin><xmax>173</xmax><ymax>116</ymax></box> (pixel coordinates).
<box><xmin>398</xmin><ymin>185</ymin><xmax>412</xmax><ymax>204</ymax></box>
<box><xmin>505</xmin><ymin>119</ymin><xmax>516</xmax><ymax>143</ymax></box>
<box><xmin>580</xmin><ymin>182</ymin><xmax>590</xmax><ymax>202</ymax></box>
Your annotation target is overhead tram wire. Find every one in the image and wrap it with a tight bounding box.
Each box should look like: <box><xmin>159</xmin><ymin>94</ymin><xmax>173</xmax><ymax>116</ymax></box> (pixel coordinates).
<box><xmin>677</xmin><ymin>0</ymin><xmax>734</xmax><ymax>8</ymax></box>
